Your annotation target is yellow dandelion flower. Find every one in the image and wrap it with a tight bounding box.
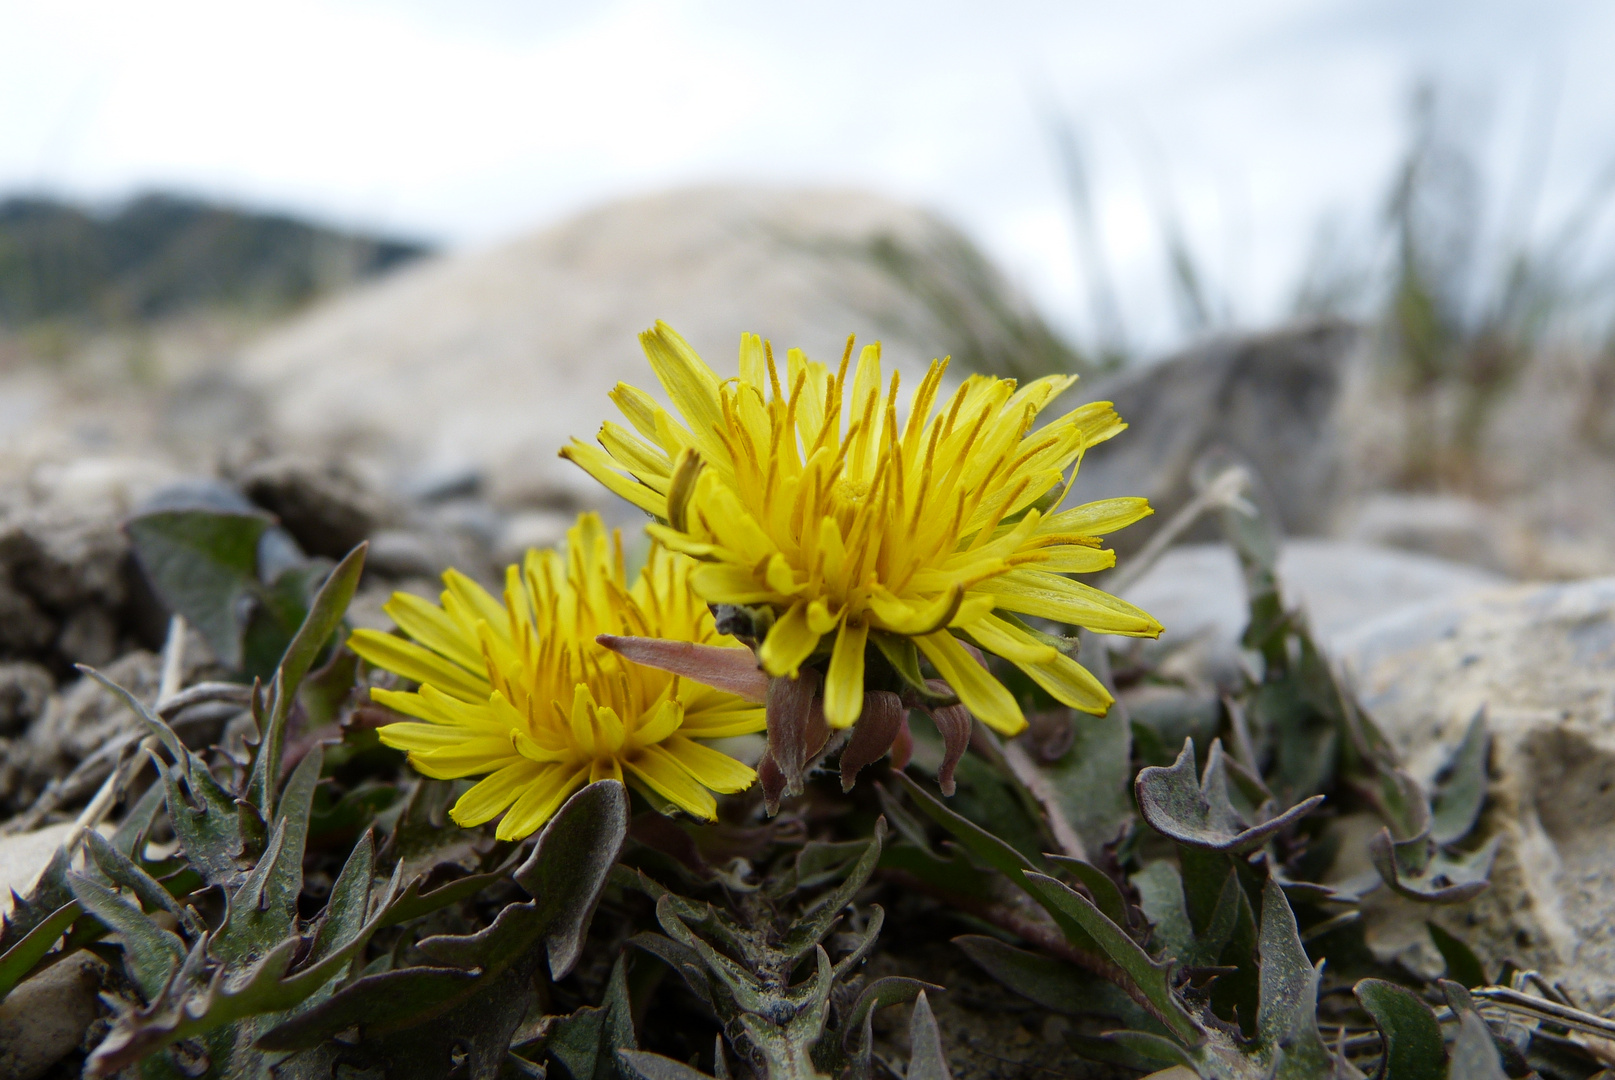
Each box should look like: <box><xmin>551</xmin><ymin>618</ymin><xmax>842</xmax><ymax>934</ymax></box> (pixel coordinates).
<box><xmin>347</xmin><ymin>512</ymin><xmax>766</xmax><ymax>840</ymax></box>
<box><xmin>562</xmin><ymin>322</ymin><xmax>1162</xmax><ymax>741</ymax></box>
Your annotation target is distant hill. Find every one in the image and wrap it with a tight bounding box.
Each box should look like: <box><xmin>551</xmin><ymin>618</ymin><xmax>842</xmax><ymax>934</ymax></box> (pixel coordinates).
<box><xmin>0</xmin><ymin>193</ymin><xmax>429</xmax><ymax>326</ymax></box>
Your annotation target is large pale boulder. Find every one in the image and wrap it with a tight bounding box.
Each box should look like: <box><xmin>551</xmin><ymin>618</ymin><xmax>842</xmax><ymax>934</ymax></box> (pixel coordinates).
<box><xmin>1334</xmin><ymin>577</ymin><xmax>1615</xmax><ymax>1010</ymax></box>
<box><xmin>239</xmin><ymin>186</ymin><xmax>1069</xmax><ymax>507</ymax></box>
<box><xmin>1119</xmin><ymin>540</ymin><xmax>1503</xmax><ymax>654</ymax></box>
<box><xmin>1072</xmin><ymin>321</ymin><xmax>1362</xmax><ymax>550</ymax></box>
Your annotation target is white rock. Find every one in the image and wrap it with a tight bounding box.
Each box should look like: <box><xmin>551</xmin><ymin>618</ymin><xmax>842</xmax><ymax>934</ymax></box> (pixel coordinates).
<box><xmin>0</xmin><ymin>821</ymin><xmax>104</xmax><ymax>915</ymax></box>
<box><xmin>1119</xmin><ymin>540</ymin><xmax>1505</xmax><ymax>654</ymax></box>
<box><xmin>240</xmin><ymin>186</ymin><xmax>1058</xmax><ymax>508</ymax></box>
<box><xmin>1335</xmin><ymin>577</ymin><xmax>1615</xmax><ymax>1009</ymax></box>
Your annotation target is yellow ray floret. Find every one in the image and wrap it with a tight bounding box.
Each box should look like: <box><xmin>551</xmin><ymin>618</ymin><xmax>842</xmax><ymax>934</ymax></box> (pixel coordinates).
<box><xmin>348</xmin><ymin>512</ymin><xmax>765</xmax><ymax>839</ymax></box>
<box><xmin>561</xmin><ymin>322</ymin><xmax>1162</xmax><ymax>737</ymax></box>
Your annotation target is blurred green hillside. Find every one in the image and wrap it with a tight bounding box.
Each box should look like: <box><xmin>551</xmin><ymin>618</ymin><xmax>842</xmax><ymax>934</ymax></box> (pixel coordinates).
<box><xmin>0</xmin><ymin>193</ymin><xmax>427</xmax><ymax>327</ymax></box>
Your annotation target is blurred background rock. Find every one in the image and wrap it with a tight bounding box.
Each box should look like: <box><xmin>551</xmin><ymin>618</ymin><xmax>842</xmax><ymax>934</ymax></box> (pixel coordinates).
<box><xmin>3</xmin><ymin>3</ymin><xmax>1615</xmax><ymax>1053</ymax></box>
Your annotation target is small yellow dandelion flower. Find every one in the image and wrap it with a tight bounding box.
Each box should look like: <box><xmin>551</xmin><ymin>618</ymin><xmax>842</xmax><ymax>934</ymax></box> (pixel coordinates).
<box><xmin>348</xmin><ymin>512</ymin><xmax>765</xmax><ymax>840</ymax></box>
<box><xmin>562</xmin><ymin>322</ymin><xmax>1163</xmax><ymax>741</ymax></box>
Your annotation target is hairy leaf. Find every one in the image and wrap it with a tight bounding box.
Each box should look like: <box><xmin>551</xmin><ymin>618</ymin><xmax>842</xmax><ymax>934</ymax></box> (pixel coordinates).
<box><xmin>1135</xmin><ymin>739</ymin><xmax>1323</xmax><ymax>854</ymax></box>
<box><xmin>0</xmin><ymin>900</ymin><xmax>81</xmax><ymax>1001</ymax></box>
<box><xmin>67</xmin><ymin>873</ymin><xmax>185</xmax><ymax>999</ymax></box>
<box><xmin>1021</xmin><ymin>872</ymin><xmax>1202</xmax><ymax>1047</ymax></box>
<box><xmin>952</xmin><ymin>935</ymin><xmax>1156</xmax><ymax>1027</ymax></box>
<box><xmin>247</xmin><ymin>542</ymin><xmax>365</xmax><ymax>817</ymax></box>
<box><xmin>906</xmin><ymin>991</ymin><xmax>953</xmax><ymax>1080</ymax></box>
<box><xmin>1368</xmin><ymin>829</ymin><xmax>1496</xmax><ymax>904</ymax></box>
<box><xmin>1255</xmin><ymin>881</ymin><xmax>1334</xmax><ymax>1078</ymax></box>
<box><xmin>126</xmin><ymin>508</ymin><xmax>273</xmax><ymax>669</ymax></box>
<box><xmin>256</xmin><ymin>781</ymin><xmax>629</xmax><ymax>1075</ymax></box>
<box><xmin>617</xmin><ymin>1051</ymin><xmax>717</xmax><ymax>1080</ymax></box>
<box><xmin>1353</xmin><ymin>979</ymin><xmax>1445</xmax><ymax>1080</ymax></box>
<box><xmin>1428</xmin><ymin>709</ymin><xmax>1489</xmax><ymax>846</ymax></box>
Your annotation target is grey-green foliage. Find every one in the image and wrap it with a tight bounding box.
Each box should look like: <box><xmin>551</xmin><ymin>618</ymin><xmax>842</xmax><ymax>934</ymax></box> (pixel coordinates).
<box><xmin>126</xmin><ymin>505</ymin><xmax>336</xmax><ymax>679</ymax></box>
<box><xmin>65</xmin><ymin>545</ymin><xmax>386</xmax><ymax>1078</ymax></box>
<box><xmin>258</xmin><ymin>779</ymin><xmax>631</xmax><ymax>1078</ymax></box>
<box><xmin>919</xmin><ymin>472</ymin><xmax>1520</xmax><ymax>1078</ymax></box>
<box><xmin>614</xmin><ymin>819</ymin><xmax>935</xmax><ymax>1080</ymax></box>
<box><xmin>6</xmin><ymin>537</ymin><xmax>632</xmax><ymax>1080</ymax></box>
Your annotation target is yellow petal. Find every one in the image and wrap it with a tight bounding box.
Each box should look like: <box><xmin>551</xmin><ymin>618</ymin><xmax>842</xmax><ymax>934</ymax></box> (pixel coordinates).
<box><xmin>1040</xmin><ymin>497</ymin><xmax>1155</xmax><ymax>537</ymax></box>
<box><xmin>598</xmin><ymin>422</ymin><xmax>673</xmax><ymax>489</ymax></box>
<box><xmin>978</xmin><ymin>570</ymin><xmax>1163</xmax><ymax>637</ymax></box>
<box><xmin>408</xmin><ymin>738</ymin><xmax>525</xmax><ymax>778</ymax></box>
<box><xmin>961</xmin><ymin>614</ymin><xmax>1057</xmax><ymax>665</ymax></box>
<box><xmin>449</xmin><ymin>760</ymin><xmax>543</xmax><ymax>826</ymax></box>
<box><xmin>624</xmin><ymin>743</ymin><xmax>718</xmax><ymax>820</ymax></box>
<box><xmin>376</xmin><ymin>723</ymin><xmax>494</xmax><ymax>752</ymax></box>
<box><xmin>914</xmin><ymin>630</ymin><xmax>1026</xmax><ymax>736</ymax></box>
<box><xmin>633</xmin><ymin>697</ymin><xmax>684</xmax><ymax>747</ymax></box>
<box><xmin>348</xmin><ymin>629</ymin><xmax>491</xmax><ymax>702</ymax></box>
<box><xmin>561</xmin><ymin>439</ymin><xmax>668</xmax><ymax>517</ymax></box>
<box><xmin>662</xmin><ymin>734</ymin><xmax>756</xmax><ymax>793</ymax></box>
<box><xmin>1020</xmin><ymin>546</ymin><xmax>1117</xmax><ymax>575</ymax></box>
<box><xmin>1015</xmin><ymin>651</ymin><xmax>1114</xmax><ymax>715</ymax></box>
<box><xmin>677</xmin><ymin>702</ymin><xmax>768</xmax><ymax>738</ymax></box>
<box><xmin>805</xmin><ymin>599</ymin><xmax>840</xmax><ymax>635</ymax></box>
<box><xmin>640</xmin><ymin>322</ymin><xmax>730</xmax><ymax>465</ymax></box>
<box><xmin>824</xmin><ymin>618</ymin><xmax>868</xmax><ymax>729</ymax></box>
<box><xmin>690</xmin><ymin>563</ymin><xmax>776</xmax><ymax>605</ymax></box>
<box><xmin>495</xmin><ymin>765</ymin><xmax>588</xmax><ymax>841</ymax></box>
<box><xmin>757</xmin><ymin>602</ymin><xmax>820</xmax><ymax>678</ymax></box>
<box><xmin>368</xmin><ymin>686</ymin><xmax>455</xmax><ymax>724</ymax></box>
<box><xmin>867</xmin><ymin>585</ymin><xmax>965</xmax><ymax>636</ymax></box>
<box><xmin>381</xmin><ymin>592</ymin><xmax>485</xmax><ymax>672</ymax></box>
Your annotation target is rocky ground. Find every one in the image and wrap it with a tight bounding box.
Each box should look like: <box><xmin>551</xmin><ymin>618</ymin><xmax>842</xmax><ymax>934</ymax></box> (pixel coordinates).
<box><xmin>2</xmin><ymin>185</ymin><xmax>1614</xmax><ymax>1077</ymax></box>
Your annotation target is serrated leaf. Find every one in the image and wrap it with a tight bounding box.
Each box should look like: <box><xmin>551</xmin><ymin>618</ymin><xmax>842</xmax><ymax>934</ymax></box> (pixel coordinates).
<box><xmin>1039</xmin><ymin>707</ymin><xmax>1133</xmax><ymax>853</ymax></box>
<box><xmin>778</xmin><ymin>821</ymin><xmax>884</xmax><ymax>959</ymax></box>
<box><xmin>1368</xmin><ymin>829</ymin><xmax>1495</xmax><ymax>904</ymax></box>
<box><xmin>906</xmin><ymin>991</ymin><xmax>952</xmax><ymax>1080</ymax></box>
<box><xmin>215</xmin><ymin>746</ymin><xmax>323</xmax><ymax>964</ymax></box>
<box><xmin>616</xmin><ymin>1051</ymin><xmax>717</xmax><ymax>1080</ymax></box>
<box><xmin>839</xmin><ymin>975</ymin><xmax>934</xmax><ymax>1080</ymax></box>
<box><xmin>1135</xmin><ymin>739</ymin><xmax>1324</xmax><ymax>854</ymax></box>
<box><xmin>256</xmin><ymin>782</ymin><xmax>628</xmax><ymax>1076</ymax></box>
<box><xmin>307</xmin><ymin>829</ymin><xmax>373</xmax><ymax>970</ymax></box>
<box><xmin>1020</xmin><ymin>872</ymin><xmax>1203</xmax><ymax>1047</ymax></box>
<box><xmin>543</xmin><ymin>952</ymin><xmax>637</xmax><ymax>1080</ymax></box>
<box><xmin>1255</xmin><ymin>881</ymin><xmax>1334</xmax><ymax>1079</ymax></box>
<box><xmin>248</xmin><ymin>542</ymin><xmax>365</xmax><ymax>818</ymax></box>
<box><xmin>952</xmin><ymin>935</ymin><xmax>1157</xmax><ymax>1027</ymax></box>
<box><xmin>81</xmin><ymin>829</ymin><xmax>195</xmax><ymax>936</ymax></box>
<box><xmin>126</xmin><ymin>508</ymin><xmax>274</xmax><ymax>669</ymax></box>
<box><xmin>0</xmin><ymin>900</ymin><xmax>82</xmax><ymax>1001</ymax></box>
<box><xmin>895</xmin><ymin>771</ymin><xmax>1038</xmax><ymax>879</ymax></box>
<box><xmin>896</xmin><ymin>772</ymin><xmax>1111</xmax><ymax>958</ymax></box>
<box><xmin>67</xmin><ymin>872</ymin><xmax>186</xmax><ymax>998</ymax></box>
<box><xmin>82</xmin><ymin>665</ymin><xmax>248</xmax><ymax>887</ymax></box>
<box><xmin>1046</xmin><ymin>855</ymin><xmax>1130</xmax><ymax>927</ymax></box>
<box><xmin>512</xmin><ymin>778</ymin><xmax>633</xmax><ymax>979</ymax></box>
<box><xmin>1132</xmin><ymin>855</ymin><xmax>1242</xmax><ymax>973</ymax></box>
<box><xmin>85</xmin><ymin>868</ymin><xmax>403</xmax><ymax>1078</ymax></box>
<box><xmin>1353</xmin><ymin>979</ymin><xmax>1445</xmax><ymax>1080</ymax></box>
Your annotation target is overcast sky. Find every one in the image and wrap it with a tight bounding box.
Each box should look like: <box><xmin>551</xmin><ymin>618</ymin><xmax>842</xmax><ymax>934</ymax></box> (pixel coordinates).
<box><xmin>3</xmin><ymin>0</ymin><xmax>1610</xmax><ymax>351</ymax></box>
